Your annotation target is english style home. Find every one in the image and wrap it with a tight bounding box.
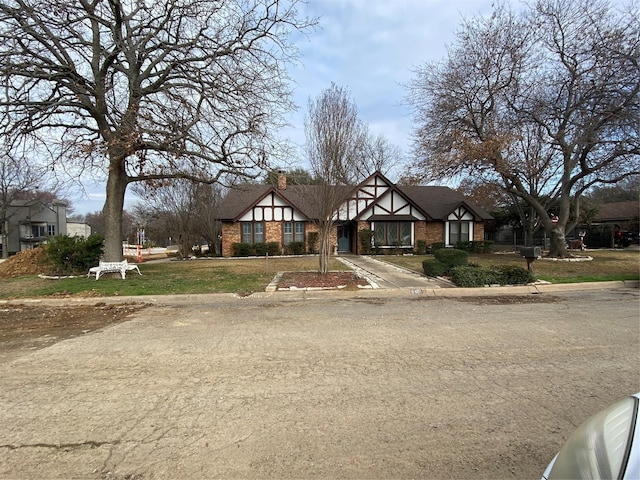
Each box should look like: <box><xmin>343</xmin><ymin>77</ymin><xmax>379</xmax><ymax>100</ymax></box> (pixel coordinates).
<box><xmin>218</xmin><ymin>171</ymin><xmax>492</xmax><ymax>257</ymax></box>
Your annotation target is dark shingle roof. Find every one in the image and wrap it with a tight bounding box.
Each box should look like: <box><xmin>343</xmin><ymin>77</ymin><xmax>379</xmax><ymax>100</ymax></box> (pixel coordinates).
<box><xmin>401</xmin><ymin>186</ymin><xmax>493</xmax><ymax>220</ymax></box>
<box><xmin>592</xmin><ymin>201</ymin><xmax>640</xmax><ymax>223</ymax></box>
<box><xmin>218</xmin><ymin>182</ymin><xmax>493</xmax><ymax>221</ymax></box>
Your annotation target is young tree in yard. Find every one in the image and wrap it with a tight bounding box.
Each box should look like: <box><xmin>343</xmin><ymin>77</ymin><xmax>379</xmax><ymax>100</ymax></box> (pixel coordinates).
<box><xmin>0</xmin><ymin>0</ymin><xmax>314</xmax><ymax>263</ymax></box>
<box><xmin>305</xmin><ymin>83</ymin><xmax>367</xmax><ymax>274</ymax></box>
<box><xmin>406</xmin><ymin>0</ymin><xmax>639</xmax><ymax>257</ymax></box>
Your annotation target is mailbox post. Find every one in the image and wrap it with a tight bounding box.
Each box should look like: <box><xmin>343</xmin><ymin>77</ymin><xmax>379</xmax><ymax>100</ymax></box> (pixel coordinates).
<box><xmin>519</xmin><ymin>246</ymin><xmax>542</xmax><ymax>271</ymax></box>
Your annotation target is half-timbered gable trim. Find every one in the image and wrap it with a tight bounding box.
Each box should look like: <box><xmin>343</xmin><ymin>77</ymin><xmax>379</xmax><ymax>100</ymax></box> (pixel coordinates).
<box><xmin>356</xmin><ymin>189</ymin><xmax>428</xmax><ymax>221</ymax></box>
<box><xmin>336</xmin><ymin>172</ymin><xmax>387</xmax><ymax>219</ymax></box>
<box><xmin>444</xmin><ymin>205</ymin><xmax>476</xmax><ymax>246</ymax></box>
<box><xmin>217</xmin><ymin>171</ymin><xmax>492</xmax><ymax>256</ymax></box>
<box><xmin>236</xmin><ymin>190</ymin><xmax>307</xmax><ymax>222</ymax></box>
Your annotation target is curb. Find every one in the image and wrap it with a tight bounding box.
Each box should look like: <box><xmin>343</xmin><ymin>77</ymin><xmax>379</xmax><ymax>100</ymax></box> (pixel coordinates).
<box><xmin>1</xmin><ymin>280</ymin><xmax>637</xmax><ymax>307</ymax></box>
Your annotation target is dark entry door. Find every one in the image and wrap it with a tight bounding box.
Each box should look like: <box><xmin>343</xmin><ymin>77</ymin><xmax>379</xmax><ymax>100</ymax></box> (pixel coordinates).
<box><xmin>337</xmin><ymin>225</ymin><xmax>350</xmax><ymax>252</ymax></box>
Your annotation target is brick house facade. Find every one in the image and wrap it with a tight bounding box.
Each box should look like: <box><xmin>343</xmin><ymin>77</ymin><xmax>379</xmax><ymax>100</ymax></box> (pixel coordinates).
<box><xmin>218</xmin><ymin>171</ymin><xmax>491</xmax><ymax>257</ymax></box>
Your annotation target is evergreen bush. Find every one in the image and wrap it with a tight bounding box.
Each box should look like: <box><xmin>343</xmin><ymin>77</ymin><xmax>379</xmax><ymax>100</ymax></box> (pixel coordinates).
<box><xmin>44</xmin><ymin>234</ymin><xmax>104</xmax><ymax>275</ymax></box>
<box><xmin>285</xmin><ymin>241</ymin><xmax>306</xmax><ymax>255</ymax></box>
<box><xmin>434</xmin><ymin>248</ymin><xmax>468</xmax><ymax>271</ymax></box>
<box><xmin>488</xmin><ymin>265</ymin><xmax>535</xmax><ymax>285</ymax></box>
<box><xmin>358</xmin><ymin>229</ymin><xmax>374</xmax><ymax>254</ymax></box>
<box><xmin>451</xmin><ymin>265</ymin><xmax>490</xmax><ymax>287</ymax></box>
<box><xmin>232</xmin><ymin>242</ymin><xmax>253</xmax><ymax>256</ymax></box>
<box><xmin>422</xmin><ymin>259</ymin><xmax>448</xmax><ymax>277</ymax></box>
<box><xmin>430</xmin><ymin>242</ymin><xmax>445</xmax><ymax>252</ymax></box>
<box><xmin>307</xmin><ymin>232</ymin><xmax>319</xmax><ymax>254</ymax></box>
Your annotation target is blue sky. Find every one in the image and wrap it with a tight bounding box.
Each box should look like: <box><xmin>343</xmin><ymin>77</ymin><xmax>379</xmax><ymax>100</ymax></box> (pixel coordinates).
<box><xmin>72</xmin><ymin>0</ymin><xmax>497</xmax><ymax>215</ymax></box>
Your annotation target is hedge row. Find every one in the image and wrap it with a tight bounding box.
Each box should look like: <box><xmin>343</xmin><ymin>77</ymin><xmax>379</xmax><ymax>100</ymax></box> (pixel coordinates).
<box><xmin>231</xmin><ymin>241</ymin><xmax>308</xmax><ymax>257</ymax></box>
<box><xmin>422</xmin><ymin>248</ymin><xmax>469</xmax><ymax>277</ymax></box>
<box><xmin>421</xmin><ymin>248</ymin><xmax>534</xmax><ymax>287</ymax></box>
<box><xmin>451</xmin><ymin>265</ymin><xmax>535</xmax><ymax>287</ymax></box>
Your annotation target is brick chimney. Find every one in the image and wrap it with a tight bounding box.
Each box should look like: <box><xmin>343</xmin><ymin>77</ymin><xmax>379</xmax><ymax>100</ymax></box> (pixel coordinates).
<box><xmin>277</xmin><ymin>170</ymin><xmax>287</xmax><ymax>190</ymax></box>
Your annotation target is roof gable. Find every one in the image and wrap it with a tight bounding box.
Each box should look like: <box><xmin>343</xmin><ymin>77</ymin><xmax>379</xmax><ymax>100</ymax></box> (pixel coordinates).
<box><xmin>399</xmin><ymin>186</ymin><xmax>492</xmax><ymax>221</ymax></box>
<box><xmin>218</xmin><ymin>172</ymin><xmax>493</xmax><ymax>222</ymax></box>
<box><xmin>592</xmin><ymin>201</ymin><xmax>640</xmax><ymax>223</ymax></box>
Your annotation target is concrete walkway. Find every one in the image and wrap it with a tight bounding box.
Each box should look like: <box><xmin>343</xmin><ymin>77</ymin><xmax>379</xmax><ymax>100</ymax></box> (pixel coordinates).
<box><xmin>337</xmin><ymin>254</ymin><xmax>452</xmax><ymax>289</ymax></box>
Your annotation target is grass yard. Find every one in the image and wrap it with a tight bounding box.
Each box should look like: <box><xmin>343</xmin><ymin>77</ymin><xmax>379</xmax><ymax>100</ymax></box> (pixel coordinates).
<box><xmin>0</xmin><ymin>250</ymin><xmax>637</xmax><ymax>300</ymax></box>
<box><xmin>381</xmin><ymin>249</ymin><xmax>640</xmax><ymax>284</ymax></box>
<box><xmin>0</xmin><ymin>257</ymin><xmax>348</xmax><ymax>300</ymax></box>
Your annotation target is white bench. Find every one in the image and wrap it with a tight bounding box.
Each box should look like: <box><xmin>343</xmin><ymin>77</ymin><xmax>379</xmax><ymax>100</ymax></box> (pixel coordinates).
<box><xmin>88</xmin><ymin>260</ymin><xmax>142</xmax><ymax>280</ymax></box>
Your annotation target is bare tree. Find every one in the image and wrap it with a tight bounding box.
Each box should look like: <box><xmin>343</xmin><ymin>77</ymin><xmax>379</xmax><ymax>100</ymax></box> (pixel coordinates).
<box><xmin>406</xmin><ymin>0</ymin><xmax>639</xmax><ymax>257</ymax></box>
<box><xmin>191</xmin><ymin>183</ymin><xmax>225</xmax><ymax>254</ymax></box>
<box><xmin>0</xmin><ymin>0</ymin><xmax>314</xmax><ymax>262</ymax></box>
<box><xmin>132</xmin><ymin>178</ymin><xmax>223</xmax><ymax>255</ymax></box>
<box><xmin>357</xmin><ymin>132</ymin><xmax>403</xmax><ymax>182</ymax></box>
<box><xmin>305</xmin><ymin>83</ymin><xmax>366</xmax><ymax>273</ymax></box>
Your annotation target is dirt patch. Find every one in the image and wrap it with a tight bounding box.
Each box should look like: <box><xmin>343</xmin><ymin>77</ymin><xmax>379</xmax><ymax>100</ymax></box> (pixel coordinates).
<box><xmin>0</xmin><ymin>248</ymin><xmax>52</xmax><ymax>278</ymax></box>
<box><xmin>277</xmin><ymin>271</ymin><xmax>370</xmax><ymax>290</ymax></box>
<box><xmin>455</xmin><ymin>295</ymin><xmax>562</xmax><ymax>305</ymax></box>
<box><xmin>0</xmin><ymin>303</ymin><xmax>147</xmax><ymax>365</ymax></box>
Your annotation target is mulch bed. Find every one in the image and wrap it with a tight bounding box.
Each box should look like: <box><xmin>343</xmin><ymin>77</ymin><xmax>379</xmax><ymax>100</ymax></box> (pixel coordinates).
<box><xmin>277</xmin><ymin>271</ymin><xmax>370</xmax><ymax>290</ymax></box>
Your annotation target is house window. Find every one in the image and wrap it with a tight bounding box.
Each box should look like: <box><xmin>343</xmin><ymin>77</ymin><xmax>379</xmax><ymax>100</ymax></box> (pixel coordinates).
<box><xmin>241</xmin><ymin>222</ymin><xmax>264</xmax><ymax>244</ymax></box>
<box><xmin>32</xmin><ymin>224</ymin><xmax>46</xmax><ymax>238</ymax></box>
<box><xmin>48</xmin><ymin>225</ymin><xmax>55</xmax><ymax>236</ymax></box>
<box><xmin>283</xmin><ymin>222</ymin><xmax>305</xmax><ymax>245</ymax></box>
<box><xmin>373</xmin><ymin>222</ymin><xmax>412</xmax><ymax>246</ymax></box>
<box><xmin>449</xmin><ymin>221</ymin><xmax>470</xmax><ymax>244</ymax></box>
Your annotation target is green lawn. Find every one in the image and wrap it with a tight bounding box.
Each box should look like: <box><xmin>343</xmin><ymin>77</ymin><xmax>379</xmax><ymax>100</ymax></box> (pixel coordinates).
<box><xmin>0</xmin><ymin>257</ymin><xmax>349</xmax><ymax>300</ymax></box>
<box><xmin>0</xmin><ymin>250</ymin><xmax>637</xmax><ymax>300</ymax></box>
<box><xmin>381</xmin><ymin>249</ymin><xmax>640</xmax><ymax>284</ymax></box>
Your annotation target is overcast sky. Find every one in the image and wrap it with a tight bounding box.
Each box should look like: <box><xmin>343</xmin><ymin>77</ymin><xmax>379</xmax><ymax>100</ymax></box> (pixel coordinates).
<box><xmin>72</xmin><ymin>0</ymin><xmax>498</xmax><ymax>215</ymax></box>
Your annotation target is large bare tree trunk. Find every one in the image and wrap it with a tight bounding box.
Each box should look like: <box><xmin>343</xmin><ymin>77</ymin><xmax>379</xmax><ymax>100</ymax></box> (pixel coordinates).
<box><xmin>103</xmin><ymin>158</ymin><xmax>127</xmax><ymax>262</ymax></box>
<box><xmin>548</xmin><ymin>227</ymin><xmax>568</xmax><ymax>258</ymax></box>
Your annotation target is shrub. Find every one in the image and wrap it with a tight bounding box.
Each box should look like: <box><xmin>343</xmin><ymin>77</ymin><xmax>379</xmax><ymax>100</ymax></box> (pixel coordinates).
<box><xmin>434</xmin><ymin>248</ymin><xmax>468</xmax><ymax>271</ymax></box>
<box><xmin>430</xmin><ymin>242</ymin><xmax>445</xmax><ymax>252</ymax></box>
<box><xmin>451</xmin><ymin>265</ymin><xmax>490</xmax><ymax>287</ymax></box>
<box><xmin>44</xmin><ymin>234</ymin><xmax>104</xmax><ymax>275</ymax></box>
<box><xmin>307</xmin><ymin>232</ymin><xmax>319</xmax><ymax>254</ymax></box>
<box><xmin>422</xmin><ymin>259</ymin><xmax>448</xmax><ymax>277</ymax></box>
<box><xmin>416</xmin><ymin>240</ymin><xmax>427</xmax><ymax>255</ymax></box>
<box><xmin>489</xmin><ymin>265</ymin><xmax>535</xmax><ymax>285</ymax></box>
<box><xmin>254</xmin><ymin>242</ymin><xmax>280</xmax><ymax>256</ymax></box>
<box><xmin>454</xmin><ymin>241</ymin><xmax>472</xmax><ymax>252</ymax></box>
<box><xmin>232</xmin><ymin>243</ymin><xmax>253</xmax><ymax>257</ymax></box>
<box><xmin>285</xmin><ymin>241</ymin><xmax>306</xmax><ymax>255</ymax></box>
<box><xmin>358</xmin><ymin>229</ymin><xmax>374</xmax><ymax>254</ymax></box>
<box><xmin>470</xmin><ymin>241</ymin><xmax>486</xmax><ymax>254</ymax></box>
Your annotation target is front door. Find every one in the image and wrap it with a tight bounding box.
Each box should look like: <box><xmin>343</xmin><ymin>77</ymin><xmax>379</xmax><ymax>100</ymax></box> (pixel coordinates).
<box><xmin>337</xmin><ymin>225</ymin><xmax>350</xmax><ymax>252</ymax></box>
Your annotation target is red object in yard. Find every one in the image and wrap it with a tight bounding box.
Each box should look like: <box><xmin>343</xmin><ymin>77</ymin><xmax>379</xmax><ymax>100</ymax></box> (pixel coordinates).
<box><xmin>137</xmin><ymin>245</ymin><xmax>143</xmax><ymax>263</ymax></box>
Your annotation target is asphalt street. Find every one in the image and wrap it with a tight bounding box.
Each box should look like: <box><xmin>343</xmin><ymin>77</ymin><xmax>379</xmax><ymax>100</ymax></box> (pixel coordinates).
<box><xmin>0</xmin><ymin>284</ymin><xmax>638</xmax><ymax>479</ymax></box>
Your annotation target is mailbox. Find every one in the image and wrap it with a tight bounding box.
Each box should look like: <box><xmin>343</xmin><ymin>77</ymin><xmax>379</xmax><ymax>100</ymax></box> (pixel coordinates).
<box><xmin>519</xmin><ymin>246</ymin><xmax>542</xmax><ymax>258</ymax></box>
<box><xmin>519</xmin><ymin>246</ymin><xmax>542</xmax><ymax>271</ymax></box>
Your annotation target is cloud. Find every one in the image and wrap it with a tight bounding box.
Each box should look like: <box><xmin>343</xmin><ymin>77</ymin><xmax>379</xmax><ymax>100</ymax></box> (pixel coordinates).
<box><xmin>284</xmin><ymin>0</ymin><xmax>497</xmax><ymax>160</ymax></box>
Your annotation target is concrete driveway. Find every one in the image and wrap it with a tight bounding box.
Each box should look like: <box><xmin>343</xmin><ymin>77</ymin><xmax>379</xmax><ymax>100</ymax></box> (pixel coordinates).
<box><xmin>337</xmin><ymin>255</ymin><xmax>452</xmax><ymax>289</ymax></box>
<box><xmin>1</xmin><ymin>286</ymin><xmax>638</xmax><ymax>479</ymax></box>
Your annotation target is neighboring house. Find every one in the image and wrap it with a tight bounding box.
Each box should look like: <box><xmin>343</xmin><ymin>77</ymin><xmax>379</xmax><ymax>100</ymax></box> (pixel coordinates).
<box><xmin>1</xmin><ymin>200</ymin><xmax>67</xmax><ymax>254</ymax></box>
<box><xmin>590</xmin><ymin>201</ymin><xmax>640</xmax><ymax>230</ymax></box>
<box><xmin>66</xmin><ymin>221</ymin><xmax>92</xmax><ymax>239</ymax></box>
<box><xmin>218</xmin><ymin>171</ymin><xmax>492</xmax><ymax>257</ymax></box>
